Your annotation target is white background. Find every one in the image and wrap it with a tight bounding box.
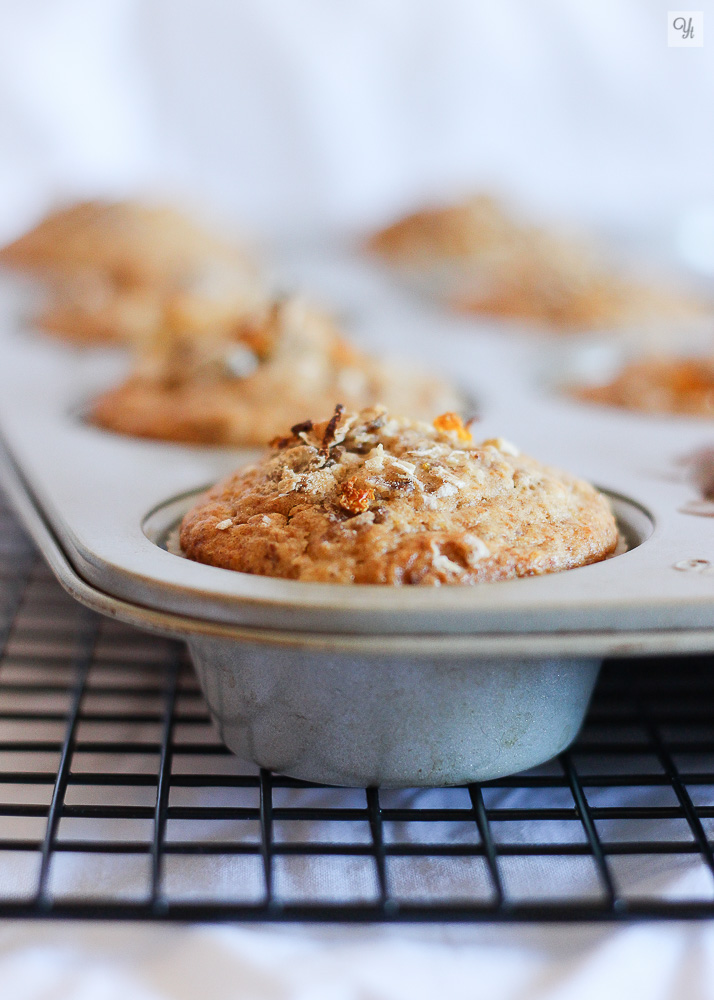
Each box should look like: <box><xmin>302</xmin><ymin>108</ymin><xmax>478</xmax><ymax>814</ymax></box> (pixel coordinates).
<box><xmin>0</xmin><ymin>0</ymin><xmax>712</xmax><ymax>245</ymax></box>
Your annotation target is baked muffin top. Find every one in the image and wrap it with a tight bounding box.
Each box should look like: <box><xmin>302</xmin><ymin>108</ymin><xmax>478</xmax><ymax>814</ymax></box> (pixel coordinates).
<box><xmin>0</xmin><ymin>200</ymin><xmax>247</xmax><ymax>286</ymax></box>
<box><xmin>573</xmin><ymin>356</ymin><xmax>714</xmax><ymax>417</ymax></box>
<box><xmin>369</xmin><ymin>194</ymin><xmax>515</xmax><ymax>264</ymax></box>
<box><xmin>369</xmin><ymin>194</ymin><xmax>706</xmax><ymax>333</ymax></box>
<box><xmin>36</xmin><ymin>244</ymin><xmax>265</xmax><ymax>344</ymax></box>
<box><xmin>180</xmin><ymin>405</ymin><xmax>618</xmax><ymax>584</ymax></box>
<box><xmin>0</xmin><ymin>200</ymin><xmax>265</xmax><ymax>346</ymax></box>
<box><xmin>90</xmin><ymin>298</ymin><xmax>462</xmax><ymax>446</ymax></box>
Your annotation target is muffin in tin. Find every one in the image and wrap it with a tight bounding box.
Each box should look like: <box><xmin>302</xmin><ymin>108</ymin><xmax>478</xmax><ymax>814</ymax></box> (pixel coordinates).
<box><xmin>369</xmin><ymin>194</ymin><xmax>706</xmax><ymax>334</ymax></box>
<box><xmin>573</xmin><ymin>355</ymin><xmax>714</xmax><ymax>417</ymax></box>
<box><xmin>90</xmin><ymin>298</ymin><xmax>462</xmax><ymax>446</ymax></box>
<box><xmin>0</xmin><ymin>200</ymin><xmax>264</xmax><ymax>345</ymax></box>
<box><xmin>180</xmin><ymin>404</ymin><xmax>618</xmax><ymax>583</ymax></box>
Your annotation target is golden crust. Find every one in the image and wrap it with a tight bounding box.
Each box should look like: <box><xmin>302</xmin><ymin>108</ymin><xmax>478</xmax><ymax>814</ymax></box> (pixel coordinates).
<box><xmin>89</xmin><ymin>298</ymin><xmax>463</xmax><ymax>446</ymax></box>
<box><xmin>38</xmin><ymin>304</ymin><xmax>128</xmax><ymax>346</ymax></box>
<box><xmin>370</xmin><ymin>195</ymin><xmax>707</xmax><ymax>333</ymax></box>
<box><xmin>574</xmin><ymin>357</ymin><xmax>714</xmax><ymax>416</ymax></box>
<box><xmin>369</xmin><ymin>195</ymin><xmax>517</xmax><ymax>263</ymax></box>
<box><xmin>37</xmin><ymin>279</ymin><xmax>164</xmax><ymax>346</ymax></box>
<box><xmin>1</xmin><ymin>201</ymin><xmax>264</xmax><ymax>345</ymax></box>
<box><xmin>37</xmin><ymin>274</ymin><xmax>265</xmax><ymax>348</ymax></box>
<box><xmin>180</xmin><ymin>406</ymin><xmax>618</xmax><ymax>584</ymax></box>
<box><xmin>0</xmin><ymin>201</ymin><xmax>245</xmax><ymax>282</ymax></box>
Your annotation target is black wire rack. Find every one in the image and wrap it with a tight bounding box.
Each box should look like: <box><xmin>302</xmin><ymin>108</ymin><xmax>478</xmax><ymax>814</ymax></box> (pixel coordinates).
<box><xmin>2</xmin><ymin>490</ymin><xmax>714</xmax><ymax>923</ymax></box>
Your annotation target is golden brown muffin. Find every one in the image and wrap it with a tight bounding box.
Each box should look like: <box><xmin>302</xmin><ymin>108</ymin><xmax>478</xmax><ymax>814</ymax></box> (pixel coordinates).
<box><xmin>573</xmin><ymin>356</ymin><xmax>714</xmax><ymax>416</ymax></box>
<box><xmin>0</xmin><ymin>200</ymin><xmax>247</xmax><ymax>283</ymax></box>
<box><xmin>369</xmin><ymin>194</ymin><xmax>707</xmax><ymax>333</ymax></box>
<box><xmin>180</xmin><ymin>405</ymin><xmax>618</xmax><ymax>583</ymax></box>
<box><xmin>369</xmin><ymin>195</ymin><xmax>517</xmax><ymax>264</ymax></box>
<box><xmin>0</xmin><ymin>200</ymin><xmax>264</xmax><ymax>345</ymax></box>
<box><xmin>90</xmin><ymin>297</ymin><xmax>463</xmax><ymax>445</ymax></box>
<box><xmin>37</xmin><ymin>277</ymin><xmax>163</xmax><ymax>346</ymax></box>
<box><xmin>38</xmin><ymin>260</ymin><xmax>265</xmax><ymax>347</ymax></box>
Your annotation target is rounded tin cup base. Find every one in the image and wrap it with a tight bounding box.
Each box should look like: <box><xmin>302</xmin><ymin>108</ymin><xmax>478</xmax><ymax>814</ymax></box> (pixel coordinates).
<box><xmin>187</xmin><ymin>637</ymin><xmax>601</xmax><ymax>787</ymax></box>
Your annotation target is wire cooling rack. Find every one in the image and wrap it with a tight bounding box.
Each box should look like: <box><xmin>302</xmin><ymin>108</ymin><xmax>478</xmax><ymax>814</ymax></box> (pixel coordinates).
<box><xmin>2</xmin><ymin>491</ymin><xmax>714</xmax><ymax>922</ymax></box>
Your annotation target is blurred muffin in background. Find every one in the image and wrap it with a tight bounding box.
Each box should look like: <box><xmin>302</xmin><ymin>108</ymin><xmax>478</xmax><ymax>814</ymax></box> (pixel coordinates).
<box><xmin>369</xmin><ymin>194</ymin><xmax>709</xmax><ymax>335</ymax></box>
<box><xmin>573</xmin><ymin>356</ymin><xmax>714</xmax><ymax>417</ymax></box>
<box><xmin>0</xmin><ymin>200</ymin><xmax>266</xmax><ymax>345</ymax></box>
<box><xmin>90</xmin><ymin>296</ymin><xmax>463</xmax><ymax>446</ymax></box>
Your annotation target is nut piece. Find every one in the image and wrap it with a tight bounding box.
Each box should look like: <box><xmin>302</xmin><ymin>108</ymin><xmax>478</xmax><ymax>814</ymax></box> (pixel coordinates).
<box><xmin>433</xmin><ymin>412</ymin><xmax>473</xmax><ymax>442</ymax></box>
<box><xmin>215</xmin><ymin>518</ymin><xmax>233</xmax><ymax>530</ymax></box>
<box><xmin>337</xmin><ymin>477</ymin><xmax>375</xmax><ymax>515</ymax></box>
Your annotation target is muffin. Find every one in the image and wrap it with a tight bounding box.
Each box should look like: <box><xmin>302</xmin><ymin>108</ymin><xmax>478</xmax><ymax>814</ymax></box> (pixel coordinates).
<box><xmin>369</xmin><ymin>194</ymin><xmax>519</xmax><ymax>268</ymax></box>
<box><xmin>573</xmin><ymin>356</ymin><xmax>714</xmax><ymax>416</ymax></box>
<box><xmin>90</xmin><ymin>297</ymin><xmax>463</xmax><ymax>445</ymax></box>
<box><xmin>0</xmin><ymin>200</ymin><xmax>253</xmax><ymax>283</ymax></box>
<box><xmin>369</xmin><ymin>194</ymin><xmax>706</xmax><ymax>334</ymax></box>
<box><xmin>37</xmin><ymin>256</ymin><xmax>265</xmax><ymax>347</ymax></box>
<box><xmin>0</xmin><ymin>200</ymin><xmax>264</xmax><ymax>345</ymax></box>
<box><xmin>180</xmin><ymin>405</ymin><xmax>618</xmax><ymax>583</ymax></box>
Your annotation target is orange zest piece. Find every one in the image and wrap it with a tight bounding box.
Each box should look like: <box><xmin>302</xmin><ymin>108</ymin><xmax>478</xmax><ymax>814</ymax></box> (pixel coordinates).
<box><xmin>337</xmin><ymin>477</ymin><xmax>375</xmax><ymax>515</ymax></box>
<box><xmin>433</xmin><ymin>412</ymin><xmax>473</xmax><ymax>442</ymax></box>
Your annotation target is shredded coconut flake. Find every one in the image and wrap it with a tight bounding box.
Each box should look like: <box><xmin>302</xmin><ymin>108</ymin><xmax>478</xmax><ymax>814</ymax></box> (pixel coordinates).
<box><xmin>364</xmin><ymin>443</ymin><xmax>385</xmax><ymax>472</ymax></box>
<box><xmin>433</xmin><ymin>469</ymin><xmax>466</xmax><ymax>489</ymax></box>
<box><xmin>483</xmin><ymin>437</ymin><xmax>520</xmax><ymax>456</ymax></box>
<box><xmin>431</xmin><ymin>551</ymin><xmax>466</xmax><ymax>576</ymax></box>
<box><xmin>461</xmin><ymin>533</ymin><xmax>491</xmax><ymax>561</ymax></box>
<box><xmin>276</xmin><ymin>469</ymin><xmax>302</xmax><ymax>492</ymax></box>
<box><xmin>386</xmin><ymin>457</ymin><xmax>417</xmax><ymax>476</ymax></box>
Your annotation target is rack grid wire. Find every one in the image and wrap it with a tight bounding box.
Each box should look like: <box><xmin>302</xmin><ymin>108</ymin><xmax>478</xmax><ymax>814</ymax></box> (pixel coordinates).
<box><xmin>2</xmin><ymin>490</ymin><xmax>714</xmax><ymax>923</ymax></box>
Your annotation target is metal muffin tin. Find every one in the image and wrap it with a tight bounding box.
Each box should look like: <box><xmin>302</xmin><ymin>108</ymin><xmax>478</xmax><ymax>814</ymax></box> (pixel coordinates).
<box><xmin>1</xmin><ymin>251</ymin><xmax>714</xmax><ymax>786</ymax></box>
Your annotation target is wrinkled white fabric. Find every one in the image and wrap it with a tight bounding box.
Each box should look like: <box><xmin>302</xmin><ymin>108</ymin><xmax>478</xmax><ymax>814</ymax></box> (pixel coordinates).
<box><xmin>1</xmin><ymin>921</ymin><xmax>714</xmax><ymax>1000</ymax></box>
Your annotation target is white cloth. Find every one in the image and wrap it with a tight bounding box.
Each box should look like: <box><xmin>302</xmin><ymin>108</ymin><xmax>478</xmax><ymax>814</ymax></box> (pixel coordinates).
<box><xmin>0</xmin><ymin>732</ymin><xmax>712</xmax><ymax>999</ymax></box>
<box><xmin>1</xmin><ymin>921</ymin><xmax>714</xmax><ymax>1000</ymax></box>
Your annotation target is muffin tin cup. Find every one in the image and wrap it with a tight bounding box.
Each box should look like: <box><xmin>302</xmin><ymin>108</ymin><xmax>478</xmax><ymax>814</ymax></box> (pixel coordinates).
<box><xmin>189</xmin><ymin>635</ymin><xmax>601</xmax><ymax>786</ymax></box>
